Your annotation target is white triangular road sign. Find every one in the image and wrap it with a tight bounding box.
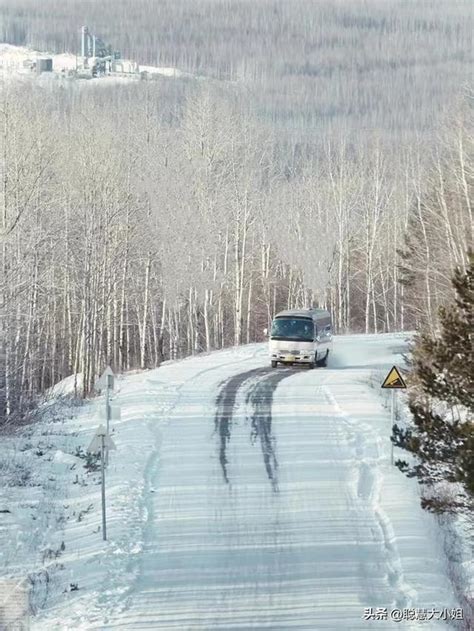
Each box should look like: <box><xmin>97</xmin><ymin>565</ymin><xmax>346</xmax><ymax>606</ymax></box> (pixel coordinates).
<box><xmin>95</xmin><ymin>366</ymin><xmax>115</xmax><ymax>392</ymax></box>
<box><xmin>87</xmin><ymin>424</ymin><xmax>117</xmax><ymax>453</ymax></box>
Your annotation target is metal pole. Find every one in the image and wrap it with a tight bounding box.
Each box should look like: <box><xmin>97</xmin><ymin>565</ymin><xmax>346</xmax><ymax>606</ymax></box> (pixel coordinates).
<box><xmin>105</xmin><ymin>376</ymin><xmax>111</xmax><ymax>465</ymax></box>
<box><xmin>101</xmin><ymin>434</ymin><xmax>107</xmax><ymax>541</ymax></box>
<box><xmin>106</xmin><ymin>378</ymin><xmax>111</xmax><ymax>434</ymax></box>
<box><xmin>391</xmin><ymin>389</ymin><xmax>395</xmax><ymax>466</ymax></box>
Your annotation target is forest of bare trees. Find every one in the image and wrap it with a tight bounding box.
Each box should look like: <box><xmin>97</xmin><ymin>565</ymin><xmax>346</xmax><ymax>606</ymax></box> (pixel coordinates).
<box><xmin>0</xmin><ymin>0</ymin><xmax>472</xmax><ymax>136</ymax></box>
<box><xmin>0</xmin><ymin>0</ymin><xmax>472</xmax><ymax>421</ymax></box>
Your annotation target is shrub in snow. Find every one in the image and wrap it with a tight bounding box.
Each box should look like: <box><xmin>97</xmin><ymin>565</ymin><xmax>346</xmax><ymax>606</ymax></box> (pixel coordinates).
<box><xmin>392</xmin><ymin>251</ymin><xmax>473</xmax><ymax>515</ymax></box>
<box><xmin>73</xmin><ymin>446</ymin><xmax>100</xmax><ymax>472</ymax></box>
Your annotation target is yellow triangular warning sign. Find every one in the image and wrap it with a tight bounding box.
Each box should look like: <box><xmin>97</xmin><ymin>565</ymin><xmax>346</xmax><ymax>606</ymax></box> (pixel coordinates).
<box><xmin>381</xmin><ymin>365</ymin><xmax>407</xmax><ymax>389</ymax></box>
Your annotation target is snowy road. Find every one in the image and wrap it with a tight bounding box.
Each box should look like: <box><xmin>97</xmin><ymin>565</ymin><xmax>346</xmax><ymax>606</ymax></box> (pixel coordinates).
<box><xmin>110</xmin><ymin>336</ymin><xmax>455</xmax><ymax>630</ymax></box>
<box><xmin>34</xmin><ymin>335</ymin><xmax>457</xmax><ymax>630</ymax></box>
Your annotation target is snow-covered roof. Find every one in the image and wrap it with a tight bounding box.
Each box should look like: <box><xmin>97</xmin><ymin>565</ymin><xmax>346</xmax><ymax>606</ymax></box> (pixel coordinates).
<box><xmin>274</xmin><ymin>308</ymin><xmax>331</xmax><ymax>321</ymax></box>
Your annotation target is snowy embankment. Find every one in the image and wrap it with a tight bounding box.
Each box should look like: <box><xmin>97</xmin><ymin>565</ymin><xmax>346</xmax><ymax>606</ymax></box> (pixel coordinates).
<box><xmin>0</xmin><ymin>335</ymin><xmax>469</xmax><ymax>629</ymax></box>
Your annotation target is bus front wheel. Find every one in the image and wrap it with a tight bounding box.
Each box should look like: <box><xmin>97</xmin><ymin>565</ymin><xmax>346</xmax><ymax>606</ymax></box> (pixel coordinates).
<box><xmin>317</xmin><ymin>351</ymin><xmax>329</xmax><ymax>367</ymax></box>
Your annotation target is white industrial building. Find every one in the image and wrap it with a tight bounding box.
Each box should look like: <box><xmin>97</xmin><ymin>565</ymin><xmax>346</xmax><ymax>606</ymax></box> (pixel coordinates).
<box><xmin>77</xmin><ymin>26</ymin><xmax>140</xmax><ymax>78</ymax></box>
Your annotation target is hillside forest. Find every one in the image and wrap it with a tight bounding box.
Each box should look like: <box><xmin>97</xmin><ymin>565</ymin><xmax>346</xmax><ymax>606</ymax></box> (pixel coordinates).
<box><xmin>0</xmin><ymin>0</ymin><xmax>472</xmax><ymax>420</ymax></box>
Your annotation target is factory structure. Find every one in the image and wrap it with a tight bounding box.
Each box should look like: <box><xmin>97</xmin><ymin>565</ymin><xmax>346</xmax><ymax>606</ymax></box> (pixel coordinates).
<box><xmin>77</xmin><ymin>26</ymin><xmax>140</xmax><ymax>78</ymax></box>
<box><xmin>8</xmin><ymin>26</ymin><xmax>142</xmax><ymax>80</ymax></box>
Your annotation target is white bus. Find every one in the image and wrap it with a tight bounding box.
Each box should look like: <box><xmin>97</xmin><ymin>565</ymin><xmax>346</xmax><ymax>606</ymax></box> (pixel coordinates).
<box><xmin>267</xmin><ymin>308</ymin><xmax>333</xmax><ymax>368</ymax></box>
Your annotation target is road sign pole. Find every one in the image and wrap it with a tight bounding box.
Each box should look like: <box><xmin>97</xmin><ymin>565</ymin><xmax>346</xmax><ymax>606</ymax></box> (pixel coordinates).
<box><xmin>105</xmin><ymin>380</ymin><xmax>110</xmax><ymax>466</ymax></box>
<box><xmin>88</xmin><ymin>424</ymin><xmax>116</xmax><ymax>541</ymax></box>
<box><xmin>390</xmin><ymin>389</ymin><xmax>395</xmax><ymax>466</ymax></box>
<box><xmin>106</xmin><ymin>378</ymin><xmax>111</xmax><ymax>435</ymax></box>
<box><xmin>105</xmin><ymin>373</ymin><xmax>113</xmax><ymax>466</ymax></box>
<box><xmin>101</xmin><ymin>434</ymin><xmax>107</xmax><ymax>541</ymax></box>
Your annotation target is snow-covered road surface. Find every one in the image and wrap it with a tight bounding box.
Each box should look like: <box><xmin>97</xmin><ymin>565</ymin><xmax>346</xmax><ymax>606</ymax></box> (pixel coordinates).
<box><xmin>32</xmin><ymin>335</ymin><xmax>458</xmax><ymax>630</ymax></box>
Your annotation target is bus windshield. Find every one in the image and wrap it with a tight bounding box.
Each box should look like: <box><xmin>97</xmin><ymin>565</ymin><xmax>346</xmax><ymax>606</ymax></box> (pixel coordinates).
<box><xmin>270</xmin><ymin>318</ymin><xmax>314</xmax><ymax>342</ymax></box>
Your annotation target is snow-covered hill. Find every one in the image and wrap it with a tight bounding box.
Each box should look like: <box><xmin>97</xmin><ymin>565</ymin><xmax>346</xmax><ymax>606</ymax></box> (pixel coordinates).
<box><xmin>0</xmin><ymin>335</ymin><xmax>470</xmax><ymax>629</ymax></box>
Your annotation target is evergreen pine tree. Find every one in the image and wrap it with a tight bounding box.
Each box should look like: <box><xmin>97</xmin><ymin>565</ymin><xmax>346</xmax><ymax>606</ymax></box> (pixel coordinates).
<box><xmin>392</xmin><ymin>251</ymin><xmax>473</xmax><ymax>514</ymax></box>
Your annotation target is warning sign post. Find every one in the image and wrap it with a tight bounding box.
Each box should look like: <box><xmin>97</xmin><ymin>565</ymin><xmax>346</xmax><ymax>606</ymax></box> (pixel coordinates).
<box><xmin>381</xmin><ymin>365</ymin><xmax>407</xmax><ymax>464</ymax></box>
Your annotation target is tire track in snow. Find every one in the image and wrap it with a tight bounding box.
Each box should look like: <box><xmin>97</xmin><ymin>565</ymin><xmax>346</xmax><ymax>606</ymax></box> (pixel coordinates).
<box><xmin>214</xmin><ymin>367</ymin><xmax>270</xmax><ymax>484</ymax></box>
<box><xmin>214</xmin><ymin>367</ymin><xmax>295</xmax><ymax>488</ymax></box>
<box><xmin>245</xmin><ymin>369</ymin><xmax>296</xmax><ymax>492</ymax></box>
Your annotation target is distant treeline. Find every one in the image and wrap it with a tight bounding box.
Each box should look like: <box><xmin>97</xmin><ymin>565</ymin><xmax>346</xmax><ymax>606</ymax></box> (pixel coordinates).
<box><xmin>0</xmin><ymin>0</ymin><xmax>472</xmax><ymax>137</ymax></box>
